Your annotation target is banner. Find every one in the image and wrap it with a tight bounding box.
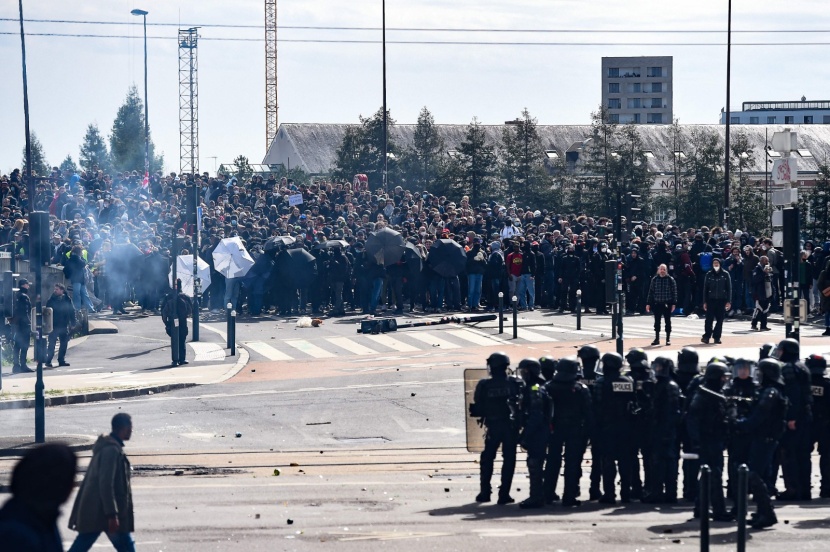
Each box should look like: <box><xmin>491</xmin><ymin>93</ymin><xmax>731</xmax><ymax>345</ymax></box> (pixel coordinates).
<box><xmin>772</xmin><ymin>157</ymin><xmax>798</xmax><ymax>184</ymax></box>
<box><xmin>288</xmin><ymin>193</ymin><xmax>304</xmax><ymax>207</ymax></box>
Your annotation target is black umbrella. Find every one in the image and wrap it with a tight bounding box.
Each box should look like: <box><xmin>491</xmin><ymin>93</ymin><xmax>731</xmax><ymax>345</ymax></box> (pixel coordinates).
<box><xmin>365</xmin><ymin>227</ymin><xmax>405</xmax><ymax>267</ymax></box>
<box><xmin>428</xmin><ymin>239</ymin><xmax>466</xmax><ymax>277</ymax></box>
<box><xmin>404</xmin><ymin>241</ymin><xmax>424</xmax><ymax>272</ymax></box>
<box><xmin>314</xmin><ymin>239</ymin><xmax>350</xmax><ymax>250</ymax></box>
<box><xmin>264</xmin><ymin>235</ymin><xmax>295</xmax><ymax>252</ymax></box>
<box><xmin>280</xmin><ymin>247</ymin><xmax>317</xmax><ymax>288</ymax></box>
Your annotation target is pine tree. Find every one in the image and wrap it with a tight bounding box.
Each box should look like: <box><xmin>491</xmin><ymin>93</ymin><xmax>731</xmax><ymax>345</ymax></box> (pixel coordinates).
<box><xmin>21</xmin><ymin>132</ymin><xmax>50</xmax><ymax>177</ymax></box>
<box><xmin>59</xmin><ymin>154</ymin><xmax>78</xmax><ymax>174</ymax></box>
<box><xmin>729</xmin><ymin>130</ymin><xmax>766</xmax><ymax>233</ymax></box>
<box><xmin>681</xmin><ymin>127</ymin><xmax>724</xmax><ymax>228</ymax></box>
<box><xmin>410</xmin><ymin>107</ymin><xmax>444</xmax><ymax>190</ymax></box>
<box><xmin>79</xmin><ymin>123</ymin><xmax>111</xmax><ymax>175</ymax></box>
<box><xmin>232</xmin><ymin>155</ymin><xmax>254</xmax><ymax>180</ymax></box>
<box><xmin>332</xmin><ymin>107</ymin><xmax>398</xmax><ymax>191</ymax></box>
<box><xmin>109</xmin><ymin>85</ymin><xmax>162</xmax><ymax>174</ymax></box>
<box><xmin>580</xmin><ymin>106</ymin><xmax>619</xmax><ymax>217</ymax></box>
<box><xmin>458</xmin><ymin>117</ymin><xmax>497</xmax><ymax>205</ymax></box>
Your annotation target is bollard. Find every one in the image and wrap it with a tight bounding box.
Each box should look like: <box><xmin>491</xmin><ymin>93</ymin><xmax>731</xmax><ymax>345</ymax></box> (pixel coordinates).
<box><xmin>171</xmin><ymin>319</ymin><xmax>180</xmax><ymax>365</ymax></box>
<box><xmin>576</xmin><ymin>289</ymin><xmax>582</xmax><ymax>330</ymax></box>
<box><xmin>699</xmin><ymin>464</ymin><xmax>711</xmax><ymax>552</ymax></box>
<box><xmin>226</xmin><ymin>302</ymin><xmax>233</xmax><ymax>350</ymax></box>
<box><xmin>736</xmin><ymin>464</ymin><xmax>749</xmax><ymax>552</ymax></box>
<box><xmin>512</xmin><ymin>296</ymin><xmax>518</xmax><ymax>340</ymax></box>
<box><xmin>230</xmin><ymin>309</ymin><xmax>237</xmax><ymax>356</ymax></box>
<box><xmin>498</xmin><ymin>292</ymin><xmax>504</xmax><ymax>334</ymax></box>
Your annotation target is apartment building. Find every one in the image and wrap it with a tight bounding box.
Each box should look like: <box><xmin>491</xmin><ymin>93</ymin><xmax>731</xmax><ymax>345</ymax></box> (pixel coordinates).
<box><xmin>601</xmin><ymin>56</ymin><xmax>673</xmax><ymax>125</ymax></box>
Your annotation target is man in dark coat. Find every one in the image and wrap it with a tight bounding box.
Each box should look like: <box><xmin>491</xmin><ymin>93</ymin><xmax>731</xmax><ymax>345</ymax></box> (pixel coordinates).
<box><xmin>68</xmin><ymin>413</ymin><xmax>135</xmax><ymax>551</ymax></box>
<box><xmin>161</xmin><ymin>280</ymin><xmax>193</xmax><ymax>367</ymax></box>
<box><xmin>45</xmin><ymin>283</ymin><xmax>76</xmax><ymax>368</ymax></box>
<box><xmin>701</xmin><ymin>257</ymin><xmax>732</xmax><ymax>344</ymax></box>
<box><xmin>12</xmin><ymin>278</ymin><xmax>33</xmax><ymax>373</ymax></box>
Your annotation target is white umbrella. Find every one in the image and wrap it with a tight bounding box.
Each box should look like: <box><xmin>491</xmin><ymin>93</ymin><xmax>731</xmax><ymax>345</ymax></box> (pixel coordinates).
<box><xmin>169</xmin><ymin>255</ymin><xmax>212</xmax><ymax>297</ymax></box>
<box><xmin>212</xmin><ymin>237</ymin><xmax>255</xmax><ymax>279</ymax></box>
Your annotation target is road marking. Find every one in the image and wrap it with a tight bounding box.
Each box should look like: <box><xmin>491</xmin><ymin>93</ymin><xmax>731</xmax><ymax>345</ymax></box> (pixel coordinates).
<box><xmin>244</xmin><ymin>341</ymin><xmax>294</xmax><ymax>361</ymax></box>
<box><xmin>515</xmin><ymin>328</ymin><xmax>552</xmax><ymax>342</ymax></box>
<box><xmin>405</xmin><ymin>332</ymin><xmax>461</xmax><ymax>349</ymax></box>
<box><xmin>365</xmin><ymin>334</ymin><xmax>420</xmax><ymax>352</ymax></box>
<box><xmin>446</xmin><ymin>329</ymin><xmax>508</xmax><ymax>346</ymax></box>
<box><xmin>531</xmin><ymin>325</ymin><xmax>604</xmax><ymax>337</ymax></box>
<box><xmin>189</xmin><ymin>342</ymin><xmax>226</xmax><ymax>362</ymax></box>
<box><xmin>326</xmin><ymin>337</ymin><xmax>381</xmax><ymax>356</ymax></box>
<box><xmin>284</xmin><ymin>339</ymin><xmax>337</xmax><ymax>358</ymax></box>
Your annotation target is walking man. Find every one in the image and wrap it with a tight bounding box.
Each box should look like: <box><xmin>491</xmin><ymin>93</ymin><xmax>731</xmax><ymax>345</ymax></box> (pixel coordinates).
<box><xmin>46</xmin><ymin>283</ymin><xmax>76</xmax><ymax>368</ymax></box>
<box><xmin>68</xmin><ymin>413</ymin><xmax>135</xmax><ymax>552</ymax></box>
<box><xmin>701</xmin><ymin>257</ymin><xmax>731</xmax><ymax>344</ymax></box>
<box><xmin>646</xmin><ymin>264</ymin><xmax>677</xmax><ymax>346</ymax></box>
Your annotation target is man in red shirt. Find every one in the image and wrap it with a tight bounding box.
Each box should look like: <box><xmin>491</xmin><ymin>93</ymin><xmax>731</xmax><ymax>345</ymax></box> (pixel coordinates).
<box><xmin>506</xmin><ymin>241</ymin><xmax>523</xmax><ymax>303</ymax></box>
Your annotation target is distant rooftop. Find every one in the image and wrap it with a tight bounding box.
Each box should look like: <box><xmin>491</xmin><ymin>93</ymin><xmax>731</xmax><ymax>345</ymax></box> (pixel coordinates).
<box><xmin>742</xmin><ymin>100</ymin><xmax>830</xmax><ymax>111</ymax></box>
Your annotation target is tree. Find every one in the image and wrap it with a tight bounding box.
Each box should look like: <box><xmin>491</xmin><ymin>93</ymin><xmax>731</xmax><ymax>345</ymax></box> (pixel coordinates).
<box><xmin>21</xmin><ymin>132</ymin><xmax>49</xmax><ymax>177</ymax></box>
<box><xmin>109</xmin><ymin>85</ymin><xmax>163</xmax><ymax>174</ymax></box>
<box><xmin>500</xmin><ymin>108</ymin><xmax>550</xmax><ymax>206</ymax></box>
<box><xmin>579</xmin><ymin>106</ymin><xmax>619</xmax><ymax>217</ymax></box>
<box><xmin>729</xmin><ymin>130</ymin><xmax>767</xmax><ymax>233</ymax></box>
<box><xmin>457</xmin><ymin>117</ymin><xmax>498</xmax><ymax>204</ymax></box>
<box><xmin>332</xmin><ymin>107</ymin><xmax>398</xmax><ymax>190</ymax></box>
<box><xmin>79</xmin><ymin>123</ymin><xmax>111</xmax><ymax>175</ymax></box>
<box><xmin>679</xmin><ymin>127</ymin><xmax>724</xmax><ymax>228</ymax></box>
<box><xmin>59</xmin><ymin>154</ymin><xmax>78</xmax><ymax>174</ymax></box>
<box><xmin>407</xmin><ymin>107</ymin><xmax>444</xmax><ymax>190</ymax></box>
<box><xmin>804</xmin><ymin>164</ymin><xmax>830</xmax><ymax>244</ymax></box>
<box><xmin>652</xmin><ymin>118</ymin><xmax>690</xmax><ymax>226</ymax></box>
<box><xmin>232</xmin><ymin>155</ymin><xmax>254</xmax><ymax>180</ymax></box>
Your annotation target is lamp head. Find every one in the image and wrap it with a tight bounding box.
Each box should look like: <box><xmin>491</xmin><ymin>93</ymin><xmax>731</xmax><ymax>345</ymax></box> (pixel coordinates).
<box><xmin>131</xmin><ymin>9</ymin><xmax>149</xmax><ymax>16</ymax></box>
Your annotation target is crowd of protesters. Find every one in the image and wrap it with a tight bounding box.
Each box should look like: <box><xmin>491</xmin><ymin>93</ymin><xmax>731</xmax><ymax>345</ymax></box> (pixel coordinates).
<box><xmin>1</xmin><ymin>165</ymin><xmax>830</xmax><ymax>336</ymax></box>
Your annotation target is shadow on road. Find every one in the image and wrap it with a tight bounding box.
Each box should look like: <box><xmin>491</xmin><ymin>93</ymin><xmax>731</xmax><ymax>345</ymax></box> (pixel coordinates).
<box><xmin>109</xmin><ymin>346</ymin><xmax>169</xmax><ymax>360</ymax></box>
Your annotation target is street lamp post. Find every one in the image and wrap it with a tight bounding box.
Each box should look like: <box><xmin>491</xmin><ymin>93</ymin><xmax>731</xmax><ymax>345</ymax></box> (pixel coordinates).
<box><xmin>131</xmin><ymin>8</ymin><xmax>150</xmax><ymax>187</ymax></box>
<box><xmin>382</xmin><ymin>0</ymin><xmax>387</xmax><ymax>193</ymax></box>
<box><xmin>723</xmin><ymin>0</ymin><xmax>733</xmax><ymax>229</ymax></box>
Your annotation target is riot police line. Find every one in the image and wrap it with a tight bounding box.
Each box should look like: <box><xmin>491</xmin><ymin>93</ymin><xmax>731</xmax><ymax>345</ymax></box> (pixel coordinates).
<box><xmin>468</xmin><ymin>338</ymin><xmax>828</xmax><ymax>530</ymax></box>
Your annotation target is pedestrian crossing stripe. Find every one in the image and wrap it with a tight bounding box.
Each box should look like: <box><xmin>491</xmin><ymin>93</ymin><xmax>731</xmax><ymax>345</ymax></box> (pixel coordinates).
<box><xmin>284</xmin><ymin>339</ymin><xmax>337</xmax><ymax>358</ymax></box>
<box><xmin>405</xmin><ymin>332</ymin><xmax>461</xmax><ymax>349</ymax></box>
<box><xmin>188</xmin><ymin>342</ymin><xmax>226</xmax><ymax>362</ymax></box>
<box><xmin>365</xmin><ymin>334</ymin><xmax>421</xmax><ymax>352</ymax></box>
<box><xmin>244</xmin><ymin>341</ymin><xmax>294</xmax><ymax>361</ymax></box>
<box><xmin>327</xmin><ymin>336</ymin><xmax>380</xmax><ymax>355</ymax></box>
<box><xmin>515</xmin><ymin>328</ymin><xmax>552</xmax><ymax>342</ymax></box>
<box><xmin>445</xmin><ymin>328</ymin><xmax>510</xmax><ymax>346</ymax></box>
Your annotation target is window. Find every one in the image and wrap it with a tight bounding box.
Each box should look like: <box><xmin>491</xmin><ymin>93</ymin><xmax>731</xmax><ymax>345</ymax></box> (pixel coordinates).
<box><xmin>824</xmin><ymin>116</ymin><xmax>830</xmax><ymax>124</ymax></box>
<box><xmin>798</xmin><ymin>149</ymin><xmax>813</xmax><ymax>158</ymax></box>
<box><xmin>647</xmin><ymin>113</ymin><xmax>663</xmax><ymax>124</ymax></box>
<box><xmin>608</xmin><ymin>67</ymin><xmax>620</xmax><ymax>77</ymax></box>
<box><xmin>608</xmin><ymin>114</ymin><xmax>620</xmax><ymax>123</ymax></box>
<box><xmin>651</xmin><ymin>98</ymin><xmax>662</xmax><ymax>108</ymax></box>
<box><xmin>627</xmin><ymin>98</ymin><xmax>641</xmax><ymax>109</ymax></box>
<box><xmin>631</xmin><ymin>83</ymin><xmax>641</xmax><ymax>93</ymax></box>
<box><xmin>804</xmin><ymin>116</ymin><xmax>814</xmax><ymax>124</ymax></box>
<box><xmin>647</xmin><ymin>66</ymin><xmax>663</xmax><ymax>77</ymax></box>
<box><xmin>785</xmin><ymin>116</ymin><xmax>794</xmax><ymax>124</ymax></box>
<box><xmin>643</xmin><ymin>151</ymin><xmax>655</xmax><ymax>158</ymax></box>
<box><xmin>544</xmin><ymin>150</ymin><xmax>560</xmax><ymax>159</ymax></box>
<box><xmin>674</xmin><ymin>151</ymin><xmax>687</xmax><ymax>159</ymax></box>
<box><xmin>608</xmin><ymin>82</ymin><xmax>620</xmax><ymax>93</ymax></box>
<box><xmin>730</xmin><ymin>117</ymin><xmax>741</xmax><ymax>124</ymax></box>
<box><xmin>608</xmin><ymin>99</ymin><xmax>621</xmax><ymax>109</ymax></box>
<box><xmin>767</xmin><ymin>116</ymin><xmax>777</xmax><ymax>124</ymax></box>
<box><xmin>750</xmin><ymin>117</ymin><xmax>759</xmax><ymax>124</ymax></box>
<box><xmin>633</xmin><ymin>113</ymin><xmax>641</xmax><ymax>124</ymax></box>
<box><xmin>651</xmin><ymin>82</ymin><xmax>662</xmax><ymax>93</ymax></box>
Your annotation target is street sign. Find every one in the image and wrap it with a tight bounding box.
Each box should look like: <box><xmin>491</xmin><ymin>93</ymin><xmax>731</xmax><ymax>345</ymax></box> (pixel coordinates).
<box><xmin>772</xmin><ymin>188</ymin><xmax>798</xmax><ymax>206</ymax></box>
<box><xmin>464</xmin><ymin>368</ymin><xmax>487</xmax><ymax>453</ymax></box>
<box><xmin>772</xmin><ymin>231</ymin><xmax>784</xmax><ymax>248</ymax></box>
<box><xmin>772</xmin><ymin>157</ymin><xmax>798</xmax><ymax>184</ymax></box>
<box><xmin>771</xmin><ymin>210</ymin><xmax>784</xmax><ymax>227</ymax></box>
<box><xmin>783</xmin><ymin>299</ymin><xmax>808</xmax><ymax>323</ymax></box>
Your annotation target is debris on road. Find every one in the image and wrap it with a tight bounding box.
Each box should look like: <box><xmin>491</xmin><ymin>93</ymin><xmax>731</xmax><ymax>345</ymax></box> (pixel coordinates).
<box><xmin>289</xmin><ymin>462</ymin><xmax>300</xmax><ymax>467</ymax></box>
<box><xmin>287</xmin><ymin>519</ymin><xmax>294</xmax><ymax>525</ymax></box>
<box><xmin>273</xmin><ymin>469</ymin><xmax>281</xmax><ymax>476</ymax></box>
<box><xmin>305</xmin><ymin>422</ymin><xmax>331</xmax><ymax>426</ymax></box>
<box><xmin>235</xmin><ymin>433</ymin><xmax>242</xmax><ymax>438</ymax></box>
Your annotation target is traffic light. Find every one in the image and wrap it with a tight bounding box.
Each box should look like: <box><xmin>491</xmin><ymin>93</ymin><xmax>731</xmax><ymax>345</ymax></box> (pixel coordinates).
<box><xmin>625</xmin><ymin>193</ymin><xmax>641</xmax><ymax>219</ymax></box>
<box><xmin>782</xmin><ymin>207</ymin><xmax>800</xmax><ymax>259</ymax></box>
<box><xmin>0</xmin><ymin>271</ymin><xmax>13</xmax><ymax>318</ymax></box>
<box><xmin>28</xmin><ymin>211</ymin><xmax>51</xmax><ymax>266</ymax></box>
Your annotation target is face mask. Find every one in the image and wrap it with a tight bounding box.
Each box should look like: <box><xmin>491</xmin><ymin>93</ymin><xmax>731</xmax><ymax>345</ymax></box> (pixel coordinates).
<box><xmin>713</xmin><ymin>266</ymin><xmax>721</xmax><ymax>272</ymax></box>
<box><xmin>601</xmin><ymin>246</ymin><xmax>607</xmax><ymax>253</ymax></box>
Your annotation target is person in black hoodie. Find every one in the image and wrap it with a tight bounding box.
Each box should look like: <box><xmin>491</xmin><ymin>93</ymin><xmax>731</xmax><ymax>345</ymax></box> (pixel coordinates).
<box><xmin>465</xmin><ymin>237</ymin><xmax>487</xmax><ymax>311</ymax></box>
<box><xmin>45</xmin><ymin>283</ymin><xmax>76</xmax><ymax>368</ymax></box>
<box><xmin>701</xmin><ymin>258</ymin><xmax>731</xmax><ymax>344</ymax></box>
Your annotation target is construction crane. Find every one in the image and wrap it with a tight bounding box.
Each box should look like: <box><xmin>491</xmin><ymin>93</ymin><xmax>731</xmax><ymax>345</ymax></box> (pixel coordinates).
<box><xmin>265</xmin><ymin>0</ymin><xmax>278</xmax><ymax>154</ymax></box>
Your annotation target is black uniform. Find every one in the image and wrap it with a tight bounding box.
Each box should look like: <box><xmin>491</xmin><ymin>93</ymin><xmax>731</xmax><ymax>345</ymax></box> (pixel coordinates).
<box><xmin>45</xmin><ymin>291</ymin><xmax>76</xmax><ymax>367</ymax></box>
<box><xmin>780</xmin><ymin>356</ymin><xmax>813</xmax><ymax>500</ymax></box>
<box><xmin>161</xmin><ymin>289</ymin><xmax>193</xmax><ymax>366</ymax></box>
<box><xmin>645</xmin><ymin>368</ymin><xmax>681</xmax><ymax>502</ymax></box>
<box><xmin>674</xmin><ymin>347</ymin><xmax>701</xmax><ymax>501</ymax></box>
<box><xmin>471</xmin><ymin>371</ymin><xmax>524</xmax><ymax>503</ymax></box>
<box><xmin>543</xmin><ymin>360</ymin><xmax>593</xmax><ymax>506</ymax></box>
<box><xmin>724</xmin><ymin>372</ymin><xmax>757</xmax><ymax>498</ymax></box>
<box><xmin>626</xmin><ymin>352</ymin><xmax>655</xmax><ymax>501</ymax></box>
<box><xmin>593</xmin><ymin>358</ymin><xmax>635</xmax><ymax>503</ymax></box>
<box><xmin>12</xmin><ymin>287</ymin><xmax>32</xmax><ymax>371</ymax></box>
<box><xmin>808</xmin><ymin>356</ymin><xmax>830</xmax><ymax>498</ymax></box>
<box><xmin>519</xmin><ymin>372</ymin><xmax>552</xmax><ymax>507</ymax></box>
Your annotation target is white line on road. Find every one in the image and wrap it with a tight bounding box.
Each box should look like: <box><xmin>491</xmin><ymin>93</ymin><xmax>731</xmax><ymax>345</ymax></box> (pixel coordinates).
<box><xmin>405</xmin><ymin>332</ymin><xmax>461</xmax><ymax>349</ymax></box>
<box><xmin>326</xmin><ymin>337</ymin><xmax>381</xmax><ymax>356</ymax></box>
<box><xmin>244</xmin><ymin>341</ymin><xmax>294</xmax><ymax>361</ymax></box>
<box><xmin>446</xmin><ymin>329</ymin><xmax>509</xmax><ymax>346</ymax></box>
<box><xmin>515</xmin><ymin>328</ymin><xmax>552</xmax><ymax>342</ymax></box>
<box><xmin>365</xmin><ymin>334</ymin><xmax>420</xmax><ymax>352</ymax></box>
<box><xmin>284</xmin><ymin>339</ymin><xmax>337</xmax><ymax>358</ymax></box>
<box><xmin>189</xmin><ymin>342</ymin><xmax>226</xmax><ymax>362</ymax></box>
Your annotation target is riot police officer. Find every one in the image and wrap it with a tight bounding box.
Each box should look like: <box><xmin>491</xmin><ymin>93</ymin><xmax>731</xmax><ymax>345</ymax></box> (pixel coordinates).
<box><xmin>644</xmin><ymin>356</ymin><xmax>681</xmax><ymax>503</ymax></box>
<box><xmin>540</xmin><ymin>356</ymin><xmax>558</xmax><ymax>382</ymax></box>
<box><xmin>675</xmin><ymin>346</ymin><xmax>701</xmax><ymax>501</ymax></box>
<box><xmin>774</xmin><ymin>338</ymin><xmax>813</xmax><ymax>501</ymax></box>
<box><xmin>593</xmin><ymin>352</ymin><xmax>635</xmax><ymax>504</ymax></box>
<box><xmin>807</xmin><ymin>354</ymin><xmax>830</xmax><ymax>498</ymax></box>
<box><xmin>11</xmin><ymin>278</ymin><xmax>33</xmax><ymax>373</ymax></box>
<box><xmin>724</xmin><ymin>358</ymin><xmax>757</xmax><ymax>500</ymax></box>
<box><xmin>686</xmin><ymin>361</ymin><xmax>734</xmax><ymax>522</ymax></box>
<box><xmin>735</xmin><ymin>358</ymin><xmax>789</xmax><ymax>529</ymax></box>
<box><xmin>626</xmin><ymin>347</ymin><xmax>655</xmax><ymax>500</ymax></box>
<box><xmin>470</xmin><ymin>352</ymin><xmax>524</xmax><ymax>504</ymax></box>
<box><xmin>516</xmin><ymin>358</ymin><xmax>551</xmax><ymax>509</ymax></box>
<box><xmin>543</xmin><ymin>356</ymin><xmax>593</xmax><ymax>507</ymax></box>
<box><xmin>759</xmin><ymin>342</ymin><xmax>775</xmax><ymax>360</ymax></box>
<box><xmin>577</xmin><ymin>344</ymin><xmax>602</xmax><ymax>500</ymax></box>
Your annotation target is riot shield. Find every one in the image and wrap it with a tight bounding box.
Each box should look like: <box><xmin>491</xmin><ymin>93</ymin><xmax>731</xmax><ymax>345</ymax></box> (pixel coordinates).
<box><xmin>464</xmin><ymin>368</ymin><xmax>488</xmax><ymax>453</ymax></box>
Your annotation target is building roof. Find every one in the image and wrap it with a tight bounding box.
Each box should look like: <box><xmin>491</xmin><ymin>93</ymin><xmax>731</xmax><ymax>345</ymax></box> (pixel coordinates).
<box><xmin>264</xmin><ymin>123</ymin><xmax>830</xmax><ymax>176</ymax></box>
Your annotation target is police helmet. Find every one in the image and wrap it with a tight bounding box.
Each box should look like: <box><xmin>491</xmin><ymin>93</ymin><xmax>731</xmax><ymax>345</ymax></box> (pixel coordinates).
<box><xmin>553</xmin><ymin>357</ymin><xmax>581</xmax><ymax>382</ymax></box>
<box><xmin>540</xmin><ymin>356</ymin><xmax>558</xmax><ymax>380</ymax></box>
<box><xmin>732</xmin><ymin>358</ymin><xmax>754</xmax><ymax>376</ymax></box>
<box><xmin>773</xmin><ymin>338</ymin><xmax>800</xmax><ymax>363</ymax></box>
<box><xmin>625</xmin><ymin>348</ymin><xmax>649</xmax><ymax>371</ymax></box>
<box><xmin>677</xmin><ymin>347</ymin><xmax>700</xmax><ymax>374</ymax></box>
<box><xmin>600</xmin><ymin>352</ymin><xmax>624</xmax><ymax>374</ymax></box>
<box><xmin>577</xmin><ymin>344</ymin><xmax>601</xmax><ymax>361</ymax></box>
<box><xmin>759</xmin><ymin>343</ymin><xmax>775</xmax><ymax>361</ymax></box>
<box><xmin>756</xmin><ymin>358</ymin><xmax>784</xmax><ymax>386</ymax></box>
<box><xmin>651</xmin><ymin>356</ymin><xmax>675</xmax><ymax>378</ymax></box>
<box><xmin>517</xmin><ymin>358</ymin><xmax>542</xmax><ymax>380</ymax></box>
<box><xmin>486</xmin><ymin>352</ymin><xmax>510</xmax><ymax>373</ymax></box>
<box><xmin>806</xmin><ymin>354</ymin><xmax>828</xmax><ymax>376</ymax></box>
<box><xmin>704</xmin><ymin>361</ymin><xmax>729</xmax><ymax>381</ymax></box>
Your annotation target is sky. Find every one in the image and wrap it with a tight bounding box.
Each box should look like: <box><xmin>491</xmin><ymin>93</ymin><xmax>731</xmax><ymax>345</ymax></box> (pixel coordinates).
<box><xmin>2</xmin><ymin>0</ymin><xmax>830</xmax><ymax>176</ymax></box>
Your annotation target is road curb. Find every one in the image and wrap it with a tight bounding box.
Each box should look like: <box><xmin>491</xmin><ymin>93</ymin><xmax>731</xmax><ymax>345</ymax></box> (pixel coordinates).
<box><xmin>0</xmin><ymin>383</ymin><xmax>197</xmax><ymax>411</ymax></box>
<box><xmin>214</xmin><ymin>346</ymin><xmax>250</xmax><ymax>383</ymax></box>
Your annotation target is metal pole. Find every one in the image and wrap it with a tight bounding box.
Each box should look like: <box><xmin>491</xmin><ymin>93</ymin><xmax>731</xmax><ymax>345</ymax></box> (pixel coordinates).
<box><xmin>142</xmin><ymin>13</ymin><xmax>150</xmax><ymax>187</ymax></box>
<box><xmin>192</xmin><ymin>181</ymin><xmax>200</xmax><ymax>341</ymax></box>
<box><xmin>616</xmin><ymin>261</ymin><xmax>624</xmax><ymax>355</ymax></box>
<box><xmin>498</xmin><ymin>292</ymin><xmax>504</xmax><ymax>334</ymax></box>
<box><xmin>699</xmin><ymin>464</ymin><xmax>711</xmax><ymax>552</ymax></box>
<box><xmin>382</xmin><ymin>0</ymin><xmax>387</xmax><ymax>193</ymax></box>
<box><xmin>736</xmin><ymin>464</ymin><xmax>749</xmax><ymax>552</ymax></box>
<box><xmin>723</xmin><ymin>0</ymin><xmax>732</xmax><ymax>229</ymax></box>
<box><xmin>171</xmin><ymin>234</ymin><xmax>179</xmax><ymax>366</ymax></box>
<box><xmin>230</xmin><ymin>308</ymin><xmax>236</xmax><ymax>356</ymax></box>
<box><xmin>226</xmin><ymin>302</ymin><xmax>233</xmax><ymax>350</ymax></box>
<box><xmin>512</xmin><ymin>296</ymin><xmax>518</xmax><ymax>340</ymax></box>
<box><xmin>784</xmin><ymin>261</ymin><xmax>792</xmax><ymax>337</ymax></box>
<box><xmin>576</xmin><ymin>290</ymin><xmax>582</xmax><ymax>330</ymax></box>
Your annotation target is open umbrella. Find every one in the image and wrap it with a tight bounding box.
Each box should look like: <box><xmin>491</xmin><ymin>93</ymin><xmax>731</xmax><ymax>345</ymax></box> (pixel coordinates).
<box><xmin>212</xmin><ymin>236</ymin><xmax>255</xmax><ymax>278</ymax></box>
<box><xmin>264</xmin><ymin>235</ymin><xmax>295</xmax><ymax>252</ymax></box>
<box><xmin>169</xmin><ymin>255</ymin><xmax>211</xmax><ymax>297</ymax></box>
<box><xmin>314</xmin><ymin>239</ymin><xmax>349</xmax><ymax>250</ymax></box>
<box><xmin>276</xmin><ymin>247</ymin><xmax>317</xmax><ymax>288</ymax></box>
<box><xmin>365</xmin><ymin>227</ymin><xmax>405</xmax><ymax>266</ymax></box>
<box><xmin>428</xmin><ymin>238</ymin><xmax>466</xmax><ymax>277</ymax></box>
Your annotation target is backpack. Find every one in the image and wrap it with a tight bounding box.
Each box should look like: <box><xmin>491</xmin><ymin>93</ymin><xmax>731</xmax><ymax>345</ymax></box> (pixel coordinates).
<box><xmin>699</xmin><ymin>252</ymin><xmax>713</xmax><ymax>272</ymax></box>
